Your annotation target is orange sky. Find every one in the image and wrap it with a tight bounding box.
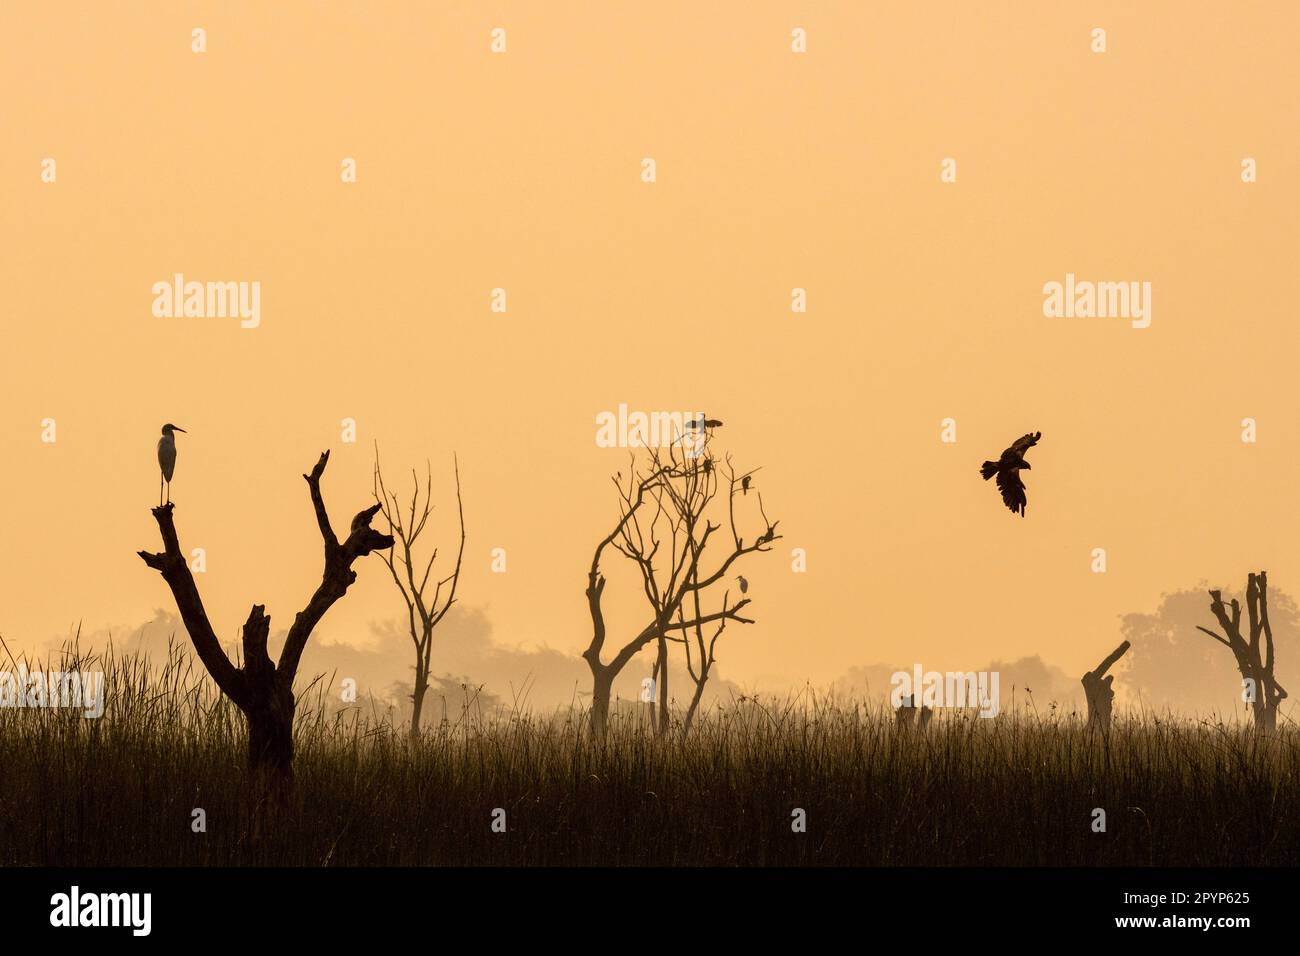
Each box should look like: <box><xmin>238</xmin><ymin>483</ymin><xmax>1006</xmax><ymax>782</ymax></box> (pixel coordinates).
<box><xmin>2</xmin><ymin>2</ymin><xmax>1298</xmax><ymax>692</ymax></box>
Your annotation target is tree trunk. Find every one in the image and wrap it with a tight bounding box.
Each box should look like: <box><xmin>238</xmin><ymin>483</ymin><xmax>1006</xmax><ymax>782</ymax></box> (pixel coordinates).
<box><xmin>589</xmin><ymin>667</ymin><xmax>613</xmax><ymax>736</ymax></box>
<box><xmin>1252</xmin><ymin>698</ymin><xmax>1278</xmax><ymax>735</ymax></box>
<box><xmin>1082</xmin><ymin>674</ymin><xmax>1115</xmax><ymax>730</ymax></box>
<box><xmin>410</xmin><ymin>669</ymin><xmax>428</xmax><ymax>740</ymax></box>
<box><xmin>683</xmin><ymin>680</ymin><xmax>706</xmax><ymax>732</ymax></box>
<box><xmin>244</xmin><ymin>672</ymin><xmax>296</xmax><ymax>832</ymax></box>
<box><xmin>654</xmin><ymin>636</ymin><xmax>669</xmax><ymax>735</ymax></box>
<box><xmin>1082</xmin><ymin>640</ymin><xmax>1130</xmax><ymax>731</ymax></box>
<box><xmin>247</xmin><ymin>695</ymin><xmax>295</xmax><ymax>782</ymax></box>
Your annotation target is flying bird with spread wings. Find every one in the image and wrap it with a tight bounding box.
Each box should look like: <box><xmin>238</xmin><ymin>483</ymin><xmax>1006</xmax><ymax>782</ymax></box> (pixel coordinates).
<box><xmin>980</xmin><ymin>431</ymin><xmax>1041</xmax><ymax>517</ymax></box>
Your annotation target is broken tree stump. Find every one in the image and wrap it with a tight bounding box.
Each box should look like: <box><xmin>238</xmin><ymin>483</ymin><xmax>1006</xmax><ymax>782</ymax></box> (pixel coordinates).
<box><xmin>1081</xmin><ymin>639</ymin><xmax>1130</xmax><ymax>730</ymax></box>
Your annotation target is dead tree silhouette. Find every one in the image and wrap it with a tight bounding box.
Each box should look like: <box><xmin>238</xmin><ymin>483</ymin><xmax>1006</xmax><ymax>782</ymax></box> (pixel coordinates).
<box><xmin>582</xmin><ymin>432</ymin><xmax>779</xmax><ymax>736</ymax></box>
<box><xmin>1081</xmin><ymin>639</ymin><xmax>1130</xmax><ymax>730</ymax></box>
<box><xmin>138</xmin><ymin>450</ymin><xmax>393</xmax><ymax>788</ymax></box>
<box><xmin>372</xmin><ymin>447</ymin><xmax>466</xmax><ymax>739</ymax></box>
<box><xmin>1197</xmin><ymin>571</ymin><xmax>1289</xmax><ymax>734</ymax></box>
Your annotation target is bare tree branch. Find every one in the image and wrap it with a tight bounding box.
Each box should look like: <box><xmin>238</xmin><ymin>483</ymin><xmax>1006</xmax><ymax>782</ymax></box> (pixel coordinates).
<box><xmin>373</xmin><ymin>446</ymin><xmax>467</xmax><ymax>736</ymax></box>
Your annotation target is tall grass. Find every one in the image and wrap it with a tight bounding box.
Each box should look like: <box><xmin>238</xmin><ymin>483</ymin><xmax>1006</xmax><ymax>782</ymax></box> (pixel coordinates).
<box><xmin>1</xmin><ymin>644</ymin><xmax>1297</xmax><ymax>866</ymax></box>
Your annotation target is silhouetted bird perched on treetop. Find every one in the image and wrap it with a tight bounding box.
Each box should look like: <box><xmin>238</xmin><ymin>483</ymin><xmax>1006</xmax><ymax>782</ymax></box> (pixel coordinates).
<box><xmin>742</xmin><ymin>476</ymin><xmax>751</xmax><ymax>495</ymax></box>
<box><xmin>157</xmin><ymin>423</ymin><xmax>187</xmax><ymax>507</ymax></box>
<box><xmin>686</xmin><ymin>414</ymin><xmax>723</xmax><ymax>429</ymax></box>
<box><xmin>980</xmin><ymin>431</ymin><xmax>1041</xmax><ymax>517</ymax></box>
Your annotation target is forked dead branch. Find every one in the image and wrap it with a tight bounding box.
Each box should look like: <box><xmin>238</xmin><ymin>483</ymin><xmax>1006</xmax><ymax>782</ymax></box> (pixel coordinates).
<box><xmin>138</xmin><ymin>450</ymin><xmax>394</xmax><ymax>787</ymax></box>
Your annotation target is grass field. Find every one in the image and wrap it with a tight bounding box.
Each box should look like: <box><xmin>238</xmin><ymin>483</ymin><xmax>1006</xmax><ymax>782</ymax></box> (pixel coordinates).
<box><xmin>1</xmin><ymin>646</ymin><xmax>1297</xmax><ymax>866</ymax></box>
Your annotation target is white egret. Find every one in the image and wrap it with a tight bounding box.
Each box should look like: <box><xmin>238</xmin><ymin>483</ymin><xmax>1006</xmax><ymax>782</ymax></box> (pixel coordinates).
<box><xmin>157</xmin><ymin>423</ymin><xmax>187</xmax><ymax>506</ymax></box>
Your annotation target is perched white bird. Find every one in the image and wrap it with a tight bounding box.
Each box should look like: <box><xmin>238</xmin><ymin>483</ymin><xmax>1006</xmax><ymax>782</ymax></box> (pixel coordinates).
<box><xmin>157</xmin><ymin>423</ymin><xmax>187</xmax><ymax>506</ymax></box>
<box><xmin>736</xmin><ymin>575</ymin><xmax>749</xmax><ymax>594</ymax></box>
